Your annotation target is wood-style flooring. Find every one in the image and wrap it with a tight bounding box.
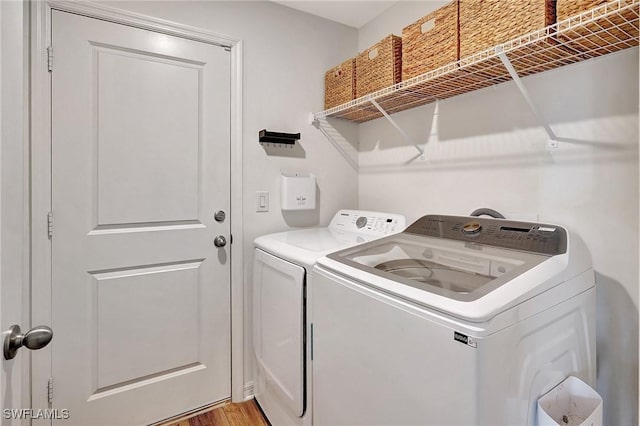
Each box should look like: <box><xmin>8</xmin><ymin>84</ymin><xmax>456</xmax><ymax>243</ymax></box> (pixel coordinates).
<box><xmin>168</xmin><ymin>399</ymin><xmax>269</xmax><ymax>426</ymax></box>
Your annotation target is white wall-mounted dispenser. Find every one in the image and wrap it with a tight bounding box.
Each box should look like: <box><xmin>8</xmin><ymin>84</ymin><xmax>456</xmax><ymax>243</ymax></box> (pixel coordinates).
<box><xmin>281</xmin><ymin>172</ymin><xmax>316</xmax><ymax>211</ymax></box>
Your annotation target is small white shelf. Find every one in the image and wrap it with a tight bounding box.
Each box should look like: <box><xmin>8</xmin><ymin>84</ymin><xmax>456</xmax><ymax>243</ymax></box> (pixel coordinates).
<box><xmin>313</xmin><ymin>0</ymin><xmax>639</xmax><ymax>124</ymax></box>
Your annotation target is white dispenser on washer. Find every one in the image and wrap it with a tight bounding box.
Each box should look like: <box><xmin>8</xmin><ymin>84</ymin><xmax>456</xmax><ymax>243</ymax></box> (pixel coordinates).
<box><xmin>281</xmin><ymin>172</ymin><xmax>316</xmax><ymax>210</ymax></box>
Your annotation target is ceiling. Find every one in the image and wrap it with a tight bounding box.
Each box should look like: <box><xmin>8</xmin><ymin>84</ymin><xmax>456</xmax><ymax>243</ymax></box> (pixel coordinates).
<box><xmin>272</xmin><ymin>1</ymin><xmax>398</xmax><ymax>29</ymax></box>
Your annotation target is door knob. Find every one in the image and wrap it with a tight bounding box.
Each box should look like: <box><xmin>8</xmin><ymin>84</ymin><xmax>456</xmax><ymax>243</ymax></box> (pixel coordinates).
<box><xmin>4</xmin><ymin>324</ymin><xmax>53</xmax><ymax>360</ymax></box>
<box><xmin>214</xmin><ymin>235</ymin><xmax>227</xmax><ymax>248</ymax></box>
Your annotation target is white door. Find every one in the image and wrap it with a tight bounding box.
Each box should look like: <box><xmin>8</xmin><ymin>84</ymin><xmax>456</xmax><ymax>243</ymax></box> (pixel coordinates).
<box><xmin>1</xmin><ymin>1</ymin><xmax>28</xmax><ymax>422</ymax></box>
<box><xmin>49</xmin><ymin>10</ymin><xmax>231</xmax><ymax>425</ymax></box>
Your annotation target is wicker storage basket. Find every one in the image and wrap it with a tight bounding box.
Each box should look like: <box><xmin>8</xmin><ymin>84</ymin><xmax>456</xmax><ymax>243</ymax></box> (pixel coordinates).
<box><xmin>557</xmin><ymin>0</ymin><xmax>608</xmax><ymax>21</ymax></box>
<box><xmin>355</xmin><ymin>35</ymin><xmax>402</xmax><ymax>98</ymax></box>
<box><xmin>402</xmin><ymin>1</ymin><xmax>459</xmax><ymax>81</ymax></box>
<box><xmin>459</xmin><ymin>0</ymin><xmax>556</xmax><ymax>58</ymax></box>
<box><xmin>555</xmin><ymin>0</ymin><xmax>637</xmax><ymax>58</ymax></box>
<box><xmin>324</xmin><ymin>58</ymin><xmax>355</xmax><ymax>110</ymax></box>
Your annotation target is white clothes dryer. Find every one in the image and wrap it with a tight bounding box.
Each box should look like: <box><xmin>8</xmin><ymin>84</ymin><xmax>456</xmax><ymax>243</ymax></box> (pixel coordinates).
<box><xmin>253</xmin><ymin>210</ymin><xmax>406</xmax><ymax>426</ymax></box>
<box><xmin>312</xmin><ymin>214</ymin><xmax>596</xmax><ymax>426</ymax></box>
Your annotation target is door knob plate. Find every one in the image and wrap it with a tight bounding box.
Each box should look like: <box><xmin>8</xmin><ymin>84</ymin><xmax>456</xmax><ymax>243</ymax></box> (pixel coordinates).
<box><xmin>4</xmin><ymin>325</ymin><xmax>22</xmax><ymax>360</ymax></box>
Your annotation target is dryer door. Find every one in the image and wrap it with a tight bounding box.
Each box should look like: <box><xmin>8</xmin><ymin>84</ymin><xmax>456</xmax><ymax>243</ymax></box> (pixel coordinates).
<box><xmin>253</xmin><ymin>248</ymin><xmax>305</xmax><ymax>417</ymax></box>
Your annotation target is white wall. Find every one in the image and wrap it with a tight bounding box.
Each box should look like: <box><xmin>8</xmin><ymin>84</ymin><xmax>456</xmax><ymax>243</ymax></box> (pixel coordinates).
<box><xmin>357</xmin><ymin>3</ymin><xmax>639</xmax><ymax>424</ymax></box>
<box><xmin>95</xmin><ymin>0</ymin><xmax>359</xmax><ymax>396</ymax></box>
<box><xmin>358</xmin><ymin>0</ymin><xmax>445</xmax><ymax>50</ymax></box>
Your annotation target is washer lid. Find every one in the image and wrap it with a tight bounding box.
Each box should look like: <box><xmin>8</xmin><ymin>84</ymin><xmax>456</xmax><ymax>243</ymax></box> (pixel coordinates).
<box><xmin>254</xmin><ymin>228</ymin><xmax>374</xmax><ymax>269</ymax></box>
<box><xmin>326</xmin><ymin>232</ymin><xmax>548</xmax><ymax>302</ymax></box>
<box><xmin>254</xmin><ymin>210</ymin><xmax>406</xmax><ymax>269</ymax></box>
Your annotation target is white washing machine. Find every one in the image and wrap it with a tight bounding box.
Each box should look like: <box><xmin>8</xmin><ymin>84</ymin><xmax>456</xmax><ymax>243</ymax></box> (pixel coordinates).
<box><xmin>312</xmin><ymin>214</ymin><xmax>596</xmax><ymax>426</ymax></box>
<box><xmin>253</xmin><ymin>210</ymin><xmax>406</xmax><ymax>426</ymax></box>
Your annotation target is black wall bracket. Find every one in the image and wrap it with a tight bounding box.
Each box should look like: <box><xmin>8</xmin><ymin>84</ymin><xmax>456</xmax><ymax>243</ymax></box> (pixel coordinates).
<box><xmin>259</xmin><ymin>129</ymin><xmax>301</xmax><ymax>145</ymax></box>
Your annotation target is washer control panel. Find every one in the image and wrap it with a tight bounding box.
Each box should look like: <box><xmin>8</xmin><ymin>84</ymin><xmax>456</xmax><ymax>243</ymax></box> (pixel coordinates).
<box><xmin>406</xmin><ymin>215</ymin><xmax>567</xmax><ymax>255</ymax></box>
<box><xmin>329</xmin><ymin>210</ymin><xmax>406</xmax><ymax>236</ymax></box>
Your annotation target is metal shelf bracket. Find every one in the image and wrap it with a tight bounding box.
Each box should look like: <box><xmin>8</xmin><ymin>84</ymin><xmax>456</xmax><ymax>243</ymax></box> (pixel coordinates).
<box><xmin>370</xmin><ymin>100</ymin><xmax>425</xmax><ymax>156</ymax></box>
<box><xmin>310</xmin><ymin>115</ymin><xmax>359</xmax><ymax>171</ymax></box>
<box><xmin>496</xmin><ymin>47</ymin><xmax>558</xmax><ymax>149</ymax></box>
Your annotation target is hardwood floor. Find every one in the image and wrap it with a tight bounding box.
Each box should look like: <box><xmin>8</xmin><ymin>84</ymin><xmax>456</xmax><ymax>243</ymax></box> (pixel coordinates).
<box><xmin>168</xmin><ymin>400</ymin><xmax>269</xmax><ymax>426</ymax></box>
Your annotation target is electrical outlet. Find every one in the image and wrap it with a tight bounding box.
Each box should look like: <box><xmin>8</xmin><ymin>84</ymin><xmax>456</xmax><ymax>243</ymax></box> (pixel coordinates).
<box><xmin>256</xmin><ymin>191</ymin><xmax>269</xmax><ymax>212</ymax></box>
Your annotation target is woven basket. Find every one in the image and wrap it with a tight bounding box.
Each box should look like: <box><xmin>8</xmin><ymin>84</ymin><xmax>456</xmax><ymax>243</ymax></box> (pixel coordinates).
<box><xmin>459</xmin><ymin>0</ymin><xmax>556</xmax><ymax>58</ymax></box>
<box><xmin>402</xmin><ymin>1</ymin><xmax>459</xmax><ymax>81</ymax></box>
<box><xmin>557</xmin><ymin>0</ymin><xmax>609</xmax><ymax>21</ymax></box>
<box><xmin>324</xmin><ymin>58</ymin><xmax>355</xmax><ymax>110</ymax></box>
<box><xmin>355</xmin><ymin>35</ymin><xmax>402</xmax><ymax>98</ymax></box>
<box><xmin>555</xmin><ymin>0</ymin><xmax>637</xmax><ymax>57</ymax></box>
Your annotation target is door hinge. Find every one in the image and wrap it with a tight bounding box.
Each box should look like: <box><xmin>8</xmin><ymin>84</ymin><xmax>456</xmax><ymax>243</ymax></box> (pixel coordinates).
<box><xmin>47</xmin><ymin>211</ymin><xmax>53</xmax><ymax>239</ymax></box>
<box><xmin>47</xmin><ymin>377</ymin><xmax>53</xmax><ymax>405</ymax></box>
<box><xmin>47</xmin><ymin>46</ymin><xmax>53</xmax><ymax>72</ymax></box>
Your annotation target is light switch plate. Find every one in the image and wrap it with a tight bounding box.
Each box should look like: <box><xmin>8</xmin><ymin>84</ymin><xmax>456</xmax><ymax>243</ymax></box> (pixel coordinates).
<box><xmin>256</xmin><ymin>191</ymin><xmax>269</xmax><ymax>212</ymax></box>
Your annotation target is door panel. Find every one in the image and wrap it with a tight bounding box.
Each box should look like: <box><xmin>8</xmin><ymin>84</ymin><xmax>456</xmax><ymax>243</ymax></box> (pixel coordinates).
<box><xmin>95</xmin><ymin>47</ymin><xmax>201</xmax><ymax>225</ymax></box>
<box><xmin>93</xmin><ymin>261</ymin><xmax>201</xmax><ymax>388</ymax></box>
<box><xmin>51</xmin><ymin>10</ymin><xmax>230</xmax><ymax>425</ymax></box>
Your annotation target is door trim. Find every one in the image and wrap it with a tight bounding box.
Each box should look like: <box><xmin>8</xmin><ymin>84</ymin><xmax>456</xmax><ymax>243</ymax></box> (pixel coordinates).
<box><xmin>30</xmin><ymin>0</ymin><xmax>245</xmax><ymax>413</ymax></box>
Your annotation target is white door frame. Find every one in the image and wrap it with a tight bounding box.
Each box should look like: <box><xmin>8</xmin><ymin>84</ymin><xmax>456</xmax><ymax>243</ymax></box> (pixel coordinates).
<box><xmin>30</xmin><ymin>0</ymin><xmax>245</xmax><ymax>413</ymax></box>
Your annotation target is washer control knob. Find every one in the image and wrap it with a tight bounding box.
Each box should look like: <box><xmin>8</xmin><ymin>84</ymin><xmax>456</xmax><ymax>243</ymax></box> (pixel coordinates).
<box><xmin>356</xmin><ymin>216</ymin><xmax>367</xmax><ymax>229</ymax></box>
<box><xmin>462</xmin><ymin>221</ymin><xmax>482</xmax><ymax>236</ymax></box>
